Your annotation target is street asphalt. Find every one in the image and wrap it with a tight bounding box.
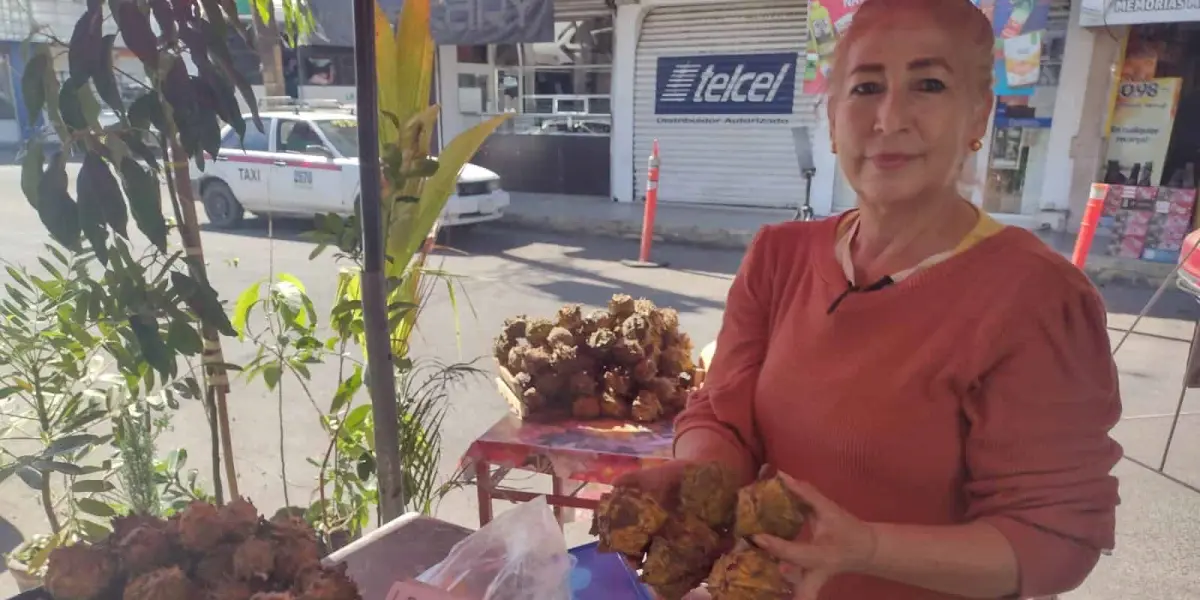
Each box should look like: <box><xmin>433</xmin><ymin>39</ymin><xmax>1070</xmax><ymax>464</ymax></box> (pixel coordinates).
<box><xmin>0</xmin><ymin>161</ymin><xmax>1196</xmax><ymax>598</ymax></box>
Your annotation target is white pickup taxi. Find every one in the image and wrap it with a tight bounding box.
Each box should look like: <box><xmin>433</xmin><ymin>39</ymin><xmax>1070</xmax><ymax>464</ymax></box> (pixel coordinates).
<box><xmin>191</xmin><ymin>104</ymin><xmax>509</xmax><ymax>229</ymax></box>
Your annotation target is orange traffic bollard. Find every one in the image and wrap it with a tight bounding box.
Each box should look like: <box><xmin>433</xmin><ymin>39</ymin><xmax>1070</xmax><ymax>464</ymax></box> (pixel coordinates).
<box><xmin>624</xmin><ymin>140</ymin><xmax>667</xmax><ymax>269</ymax></box>
<box><xmin>1072</xmin><ymin>183</ymin><xmax>1108</xmax><ymax>269</ymax></box>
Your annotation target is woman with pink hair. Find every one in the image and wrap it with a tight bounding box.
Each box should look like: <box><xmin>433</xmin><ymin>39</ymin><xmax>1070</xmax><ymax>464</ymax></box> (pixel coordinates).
<box><xmin>618</xmin><ymin>1</ymin><xmax>1122</xmax><ymax>599</ymax></box>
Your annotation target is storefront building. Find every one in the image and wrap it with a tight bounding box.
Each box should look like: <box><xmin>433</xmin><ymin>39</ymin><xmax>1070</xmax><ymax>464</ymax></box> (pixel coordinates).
<box><xmin>436</xmin><ymin>0</ymin><xmax>616</xmax><ymax>197</ymax></box>
<box><xmin>1061</xmin><ymin>1</ymin><xmax>1200</xmax><ymax>262</ymax></box>
<box><xmin>433</xmin><ymin>0</ymin><xmax>1198</xmax><ymax>233</ymax></box>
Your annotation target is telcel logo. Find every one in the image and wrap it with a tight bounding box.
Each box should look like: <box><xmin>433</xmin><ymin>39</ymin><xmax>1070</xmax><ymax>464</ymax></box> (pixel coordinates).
<box><xmin>695</xmin><ymin>63</ymin><xmax>792</xmax><ymax>103</ymax></box>
<box><xmin>656</xmin><ymin>53</ymin><xmax>797</xmax><ymax>115</ymax></box>
<box><xmin>662</xmin><ymin>62</ymin><xmax>792</xmax><ymax>104</ymax></box>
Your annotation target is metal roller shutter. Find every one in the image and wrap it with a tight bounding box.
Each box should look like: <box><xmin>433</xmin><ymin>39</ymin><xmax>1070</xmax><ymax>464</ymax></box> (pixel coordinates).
<box><xmin>556</xmin><ymin>0</ymin><xmax>612</xmax><ymax>19</ymax></box>
<box><xmin>633</xmin><ymin>1</ymin><xmax>815</xmax><ymax>209</ymax></box>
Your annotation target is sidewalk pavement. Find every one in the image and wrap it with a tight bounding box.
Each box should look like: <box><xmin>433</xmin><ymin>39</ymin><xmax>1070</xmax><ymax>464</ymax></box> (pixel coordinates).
<box><xmin>495</xmin><ymin>193</ymin><xmax>1177</xmax><ymax>288</ymax></box>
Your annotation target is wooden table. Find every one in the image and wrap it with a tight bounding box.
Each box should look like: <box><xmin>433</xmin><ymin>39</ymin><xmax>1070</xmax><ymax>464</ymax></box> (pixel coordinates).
<box><xmin>463</xmin><ymin>379</ymin><xmax>676</xmax><ymax>526</ymax></box>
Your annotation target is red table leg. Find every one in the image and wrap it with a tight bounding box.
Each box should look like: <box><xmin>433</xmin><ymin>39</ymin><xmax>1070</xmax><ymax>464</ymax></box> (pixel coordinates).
<box><xmin>475</xmin><ymin>460</ymin><xmax>493</xmax><ymax>526</ymax></box>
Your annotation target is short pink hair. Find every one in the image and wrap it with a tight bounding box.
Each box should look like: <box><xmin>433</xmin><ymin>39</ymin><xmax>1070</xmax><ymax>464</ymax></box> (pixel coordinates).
<box><xmin>828</xmin><ymin>0</ymin><xmax>995</xmax><ymax>102</ymax></box>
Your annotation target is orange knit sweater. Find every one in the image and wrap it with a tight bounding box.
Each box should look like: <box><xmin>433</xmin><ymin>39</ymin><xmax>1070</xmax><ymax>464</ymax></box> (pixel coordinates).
<box><xmin>675</xmin><ymin>216</ymin><xmax>1122</xmax><ymax>599</ymax></box>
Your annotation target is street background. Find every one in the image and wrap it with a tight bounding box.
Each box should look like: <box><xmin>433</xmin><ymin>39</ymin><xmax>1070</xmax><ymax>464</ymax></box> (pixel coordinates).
<box><xmin>0</xmin><ymin>162</ymin><xmax>1197</xmax><ymax>598</ymax></box>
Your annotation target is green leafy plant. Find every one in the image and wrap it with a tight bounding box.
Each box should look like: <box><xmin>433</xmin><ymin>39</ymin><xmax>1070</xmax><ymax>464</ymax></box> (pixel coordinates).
<box><xmin>233</xmin><ymin>273</ymin><xmax>324</xmax><ymax>507</ymax></box>
<box><xmin>0</xmin><ymin>244</ymin><xmax>216</xmax><ymax>576</ymax></box>
<box><xmin>21</xmin><ymin>0</ymin><xmax>266</xmax><ymax>503</ymax></box>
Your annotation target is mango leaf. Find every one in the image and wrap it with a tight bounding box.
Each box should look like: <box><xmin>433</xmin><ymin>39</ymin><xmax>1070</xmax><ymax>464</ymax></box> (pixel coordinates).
<box><xmin>102</xmin><ymin>128</ymin><xmax>131</xmax><ymax>166</ymax></box>
<box><xmin>115</xmin><ymin>2</ymin><xmax>159</xmax><ymax>71</ymax></box>
<box><xmin>20</xmin><ymin>51</ymin><xmax>50</xmax><ymax>125</ymax></box>
<box><xmin>130</xmin><ymin>314</ymin><xmax>173</xmax><ymax>379</ymax></box>
<box><xmin>119</xmin><ymin>158</ymin><xmax>168</xmax><ymax>252</ymax></box>
<box><xmin>76</xmin><ymin>152</ymin><xmax>110</xmax><ymax>264</ymax></box>
<box><xmin>167</xmin><ymin>318</ymin><xmax>203</xmax><ymax>356</ymax></box>
<box><xmin>68</xmin><ymin>7</ymin><xmax>104</xmax><ymax>81</ymax></box>
<box><xmin>76</xmin><ymin>84</ymin><xmax>103</xmax><ymax>130</ymax></box>
<box><xmin>149</xmin><ymin>0</ymin><xmax>178</xmax><ymax>42</ymax></box>
<box><xmin>205</xmin><ymin>21</ymin><xmax>263</xmax><ymax>132</ymax></box>
<box><xmin>190</xmin><ymin>80</ymin><xmax>223</xmax><ymax>159</ymax></box>
<box><xmin>93</xmin><ymin>35</ymin><xmax>125</xmax><ymax>114</ymax></box>
<box><xmin>79</xmin><ymin>152</ymin><xmax>128</xmax><ymax>239</ymax></box>
<box><xmin>20</xmin><ymin>139</ymin><xmax>43</xmax><ymax>210</ymax></box>
<box><xmin>200</xmin><ymin>64</ymin><xmax>245</xmax><ymax>140</ymax></box>
<box><xmin>36</xmin><ymin>151</ymin><xmax>81</xmax><ymax>250</ymax></box>
<box><xmin>118</xmin><ymin>130</ymin><xmax>161</xmax><ymax>171</ymax></box>
<box><xmin>58</xmin><ymin>78</ymin><xmax>88</xmax><ymax>131</ymax></box>
<box><xmin>128</xmin><ymin>93</ymin><xmax>166</xmax><ymax>133</ymax></box>
<box><xmin>162</xmin><ymin>57</ymin><xmax>197</xmax><ymax>117</ymax></box>
<box><xmin>232</xmin><ymin>280</ymin><xmax>262</xmax><ymax>339</ymax></box>
<box><xmin>171</xmin><ymin>272</ymin><xmax>238</xmax><ymax>337</ymax></box>
<box><xmin>76</xmin><ymin>498</ymin><xmax>117</xmax><ymax>518</ymax></box>
<box><xmin>199</xmin><ymin>0</ymin><xmax>230</xmax><ymax>38</ymax></box>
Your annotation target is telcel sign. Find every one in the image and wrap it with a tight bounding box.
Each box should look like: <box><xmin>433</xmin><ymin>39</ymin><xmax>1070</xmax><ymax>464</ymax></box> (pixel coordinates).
<box><xmin>655</xmin><ymin>53</ymin><xmax>798</xmax><ymax>115</ymax></box>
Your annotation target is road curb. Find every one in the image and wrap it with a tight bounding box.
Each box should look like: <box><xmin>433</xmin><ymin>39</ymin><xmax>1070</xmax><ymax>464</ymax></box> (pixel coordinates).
<box><xmin>494</xmin><ymin>212</ymin><xmax>1172</xmax><ymax>288</ymax></box>
<box><xmin>494</xmin><ymin>212</ymin><xmax>755</xmax><ymax>250</ymax></box>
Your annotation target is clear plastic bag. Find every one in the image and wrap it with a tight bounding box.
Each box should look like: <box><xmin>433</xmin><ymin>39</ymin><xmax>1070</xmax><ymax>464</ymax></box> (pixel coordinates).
<box><xmin>417</xmin><ymin>497</ymin><xmax>574</xmax><ymax>600</ymax></box>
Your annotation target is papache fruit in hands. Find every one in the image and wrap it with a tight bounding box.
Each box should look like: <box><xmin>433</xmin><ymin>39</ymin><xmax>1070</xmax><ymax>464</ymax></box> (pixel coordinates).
<box><xmin>679</xmin><ymin>462</ymin><xmax>741</xmax><ymax>530</ymax></box>
<box><xmin>640</xmin><ymin>514</ymin><xmax>728</xmax><ymax>600</ymax></box>
<box><xmin>591</xmin><ymin>486</ymin><xmax>670</xmax><ymax>558</ymax></box>
<box><xmin>733</xmin><ymin>475</ymin><xmax>810</xmax><ymax>540</ymax></box>
<box><xmin>707</xmin><ymin>545</ymin><xmax>792</xmax><ymax>600</ymax></box>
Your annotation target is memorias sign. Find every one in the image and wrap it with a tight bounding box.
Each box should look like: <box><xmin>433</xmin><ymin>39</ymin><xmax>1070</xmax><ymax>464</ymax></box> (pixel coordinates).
<box><xmin>430</xmin><ymin>0</ymin><xmax>554</xmax><ymax>45</ymax></box>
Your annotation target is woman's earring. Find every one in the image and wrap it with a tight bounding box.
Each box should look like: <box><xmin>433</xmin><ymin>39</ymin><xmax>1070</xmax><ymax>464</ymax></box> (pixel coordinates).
<box><xmin>969</xmin><ymin>139</ymin><xmax>983</xmax><ymax>152</ymax></box>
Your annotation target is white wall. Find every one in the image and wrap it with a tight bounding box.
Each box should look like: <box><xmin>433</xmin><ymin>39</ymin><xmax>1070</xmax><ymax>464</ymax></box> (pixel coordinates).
<box><xmin>609</xmin><ymin>2</ymin><xmax>638</xmax><ymax>203</ymax></box>
<box><xmin>1037</xmin><ymin>0</ymin><xmax>1096</xmax><ymax>231</ymax></box>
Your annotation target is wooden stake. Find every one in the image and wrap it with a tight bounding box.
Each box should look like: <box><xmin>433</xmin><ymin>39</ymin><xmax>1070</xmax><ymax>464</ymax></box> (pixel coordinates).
<box><xmin>166</xmin><ymin>141</ymin><xmax>240</xmax><ymax>500</ymax></box>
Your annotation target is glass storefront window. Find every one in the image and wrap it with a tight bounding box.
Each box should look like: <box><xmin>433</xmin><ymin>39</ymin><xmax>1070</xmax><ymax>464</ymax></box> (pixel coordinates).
<box><xmin>0</xmin><ymin>53</ymin><xmax>15</xmax><ymax>120</ymax></box>
<box><xmin>981</xmin><ymin>29</ymin><xmax>1065</xmax><ymax>215</ymax></box>
<box><xmin>455</xmin><ymin>16</ymin><xmax>614</xmax><ymax>136</ymax></box>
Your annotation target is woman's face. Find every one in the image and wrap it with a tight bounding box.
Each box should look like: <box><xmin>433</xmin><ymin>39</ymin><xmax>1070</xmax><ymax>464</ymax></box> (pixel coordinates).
<box><xmin>828</xmin><ymin>17</ymin><xmax>992</xmax><ymax>205</ymax></box>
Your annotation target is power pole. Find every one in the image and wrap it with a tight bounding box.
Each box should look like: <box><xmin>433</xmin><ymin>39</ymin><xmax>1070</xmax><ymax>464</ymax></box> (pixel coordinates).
<box><xmin>252</xmin><ymin>2</ymin><xmax>287</xmax><ymax>97</ymax></box>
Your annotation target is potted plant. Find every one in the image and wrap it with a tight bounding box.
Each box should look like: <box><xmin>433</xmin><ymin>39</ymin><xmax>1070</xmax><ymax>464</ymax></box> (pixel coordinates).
<box><xmin>0</xmin><ymin>251</ymin><xmax>120</xmax><ymax>589</ymax></box>
<box><xmin>0</xmin><ymin>245</ymin><xmax>210</xmax><ymax>588</ymax></box>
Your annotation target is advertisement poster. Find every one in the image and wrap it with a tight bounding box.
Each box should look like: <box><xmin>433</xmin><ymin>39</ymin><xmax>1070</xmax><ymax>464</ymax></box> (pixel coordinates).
<box><xmin>1002</xmin><ymin>31</ymin><xmax>1042</xmax><ymax>87</ymax></box>
<box><xmin>802</xmin><ymin>0</ymin><xmax>861</xmax><ymax>94</ymax></box>
<box><xmin>975</xmin><ymin>0</ymin><xmax>1051</xmax><ymax>96</ymax></box>
<box><xmin>802</xmin><ymin>1</ymin><xmax>1049</xmax><ymax>94</ymax></box>
<box><xmin>1105</xmin><ymin>77</ymin><xmax>1182</xmax><ymax>188</ymax></box>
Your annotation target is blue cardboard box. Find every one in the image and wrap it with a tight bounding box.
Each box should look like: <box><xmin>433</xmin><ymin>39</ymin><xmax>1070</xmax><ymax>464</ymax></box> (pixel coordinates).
<box><xmin>569</xmin><ymin>541</ymin><xmax>654</xmax><ymax>600</ymax></box>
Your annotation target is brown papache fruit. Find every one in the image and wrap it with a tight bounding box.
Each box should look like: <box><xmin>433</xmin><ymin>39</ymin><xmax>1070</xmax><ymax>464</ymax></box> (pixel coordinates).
<box><xmin>707</xmin><ymin>546</ymin><xmax>792</xmax><ymax>600</ymax></box>
<box><xmin>680</xmin><ymin>462</ymin><xmax>741</xmax><ymax>530</ymax></box>
<box><xmin>733</xmin><ymin>475</ymin><xmax>809</xmax><ymax>540</ymax></box>
<box><xmin>641</xmin><ymin>514</ymin><xmax>727</xmax><ymax>600</ymax></box>
<box><xmin>45</xmin><ymin>544</ymin><xmax>119</xmax><ymax>600</ymax></box>
<box><xmin>591</xmin><ymin>486</ymin><xmax>670</xmax><ymax>556</ymax></box>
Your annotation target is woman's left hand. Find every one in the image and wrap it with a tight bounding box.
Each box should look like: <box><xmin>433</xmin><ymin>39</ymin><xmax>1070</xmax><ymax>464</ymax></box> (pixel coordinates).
<box><xmin>752</xmin><ymin>474</ymin><xmax>879</xmax><ymax>600</ymax></box>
